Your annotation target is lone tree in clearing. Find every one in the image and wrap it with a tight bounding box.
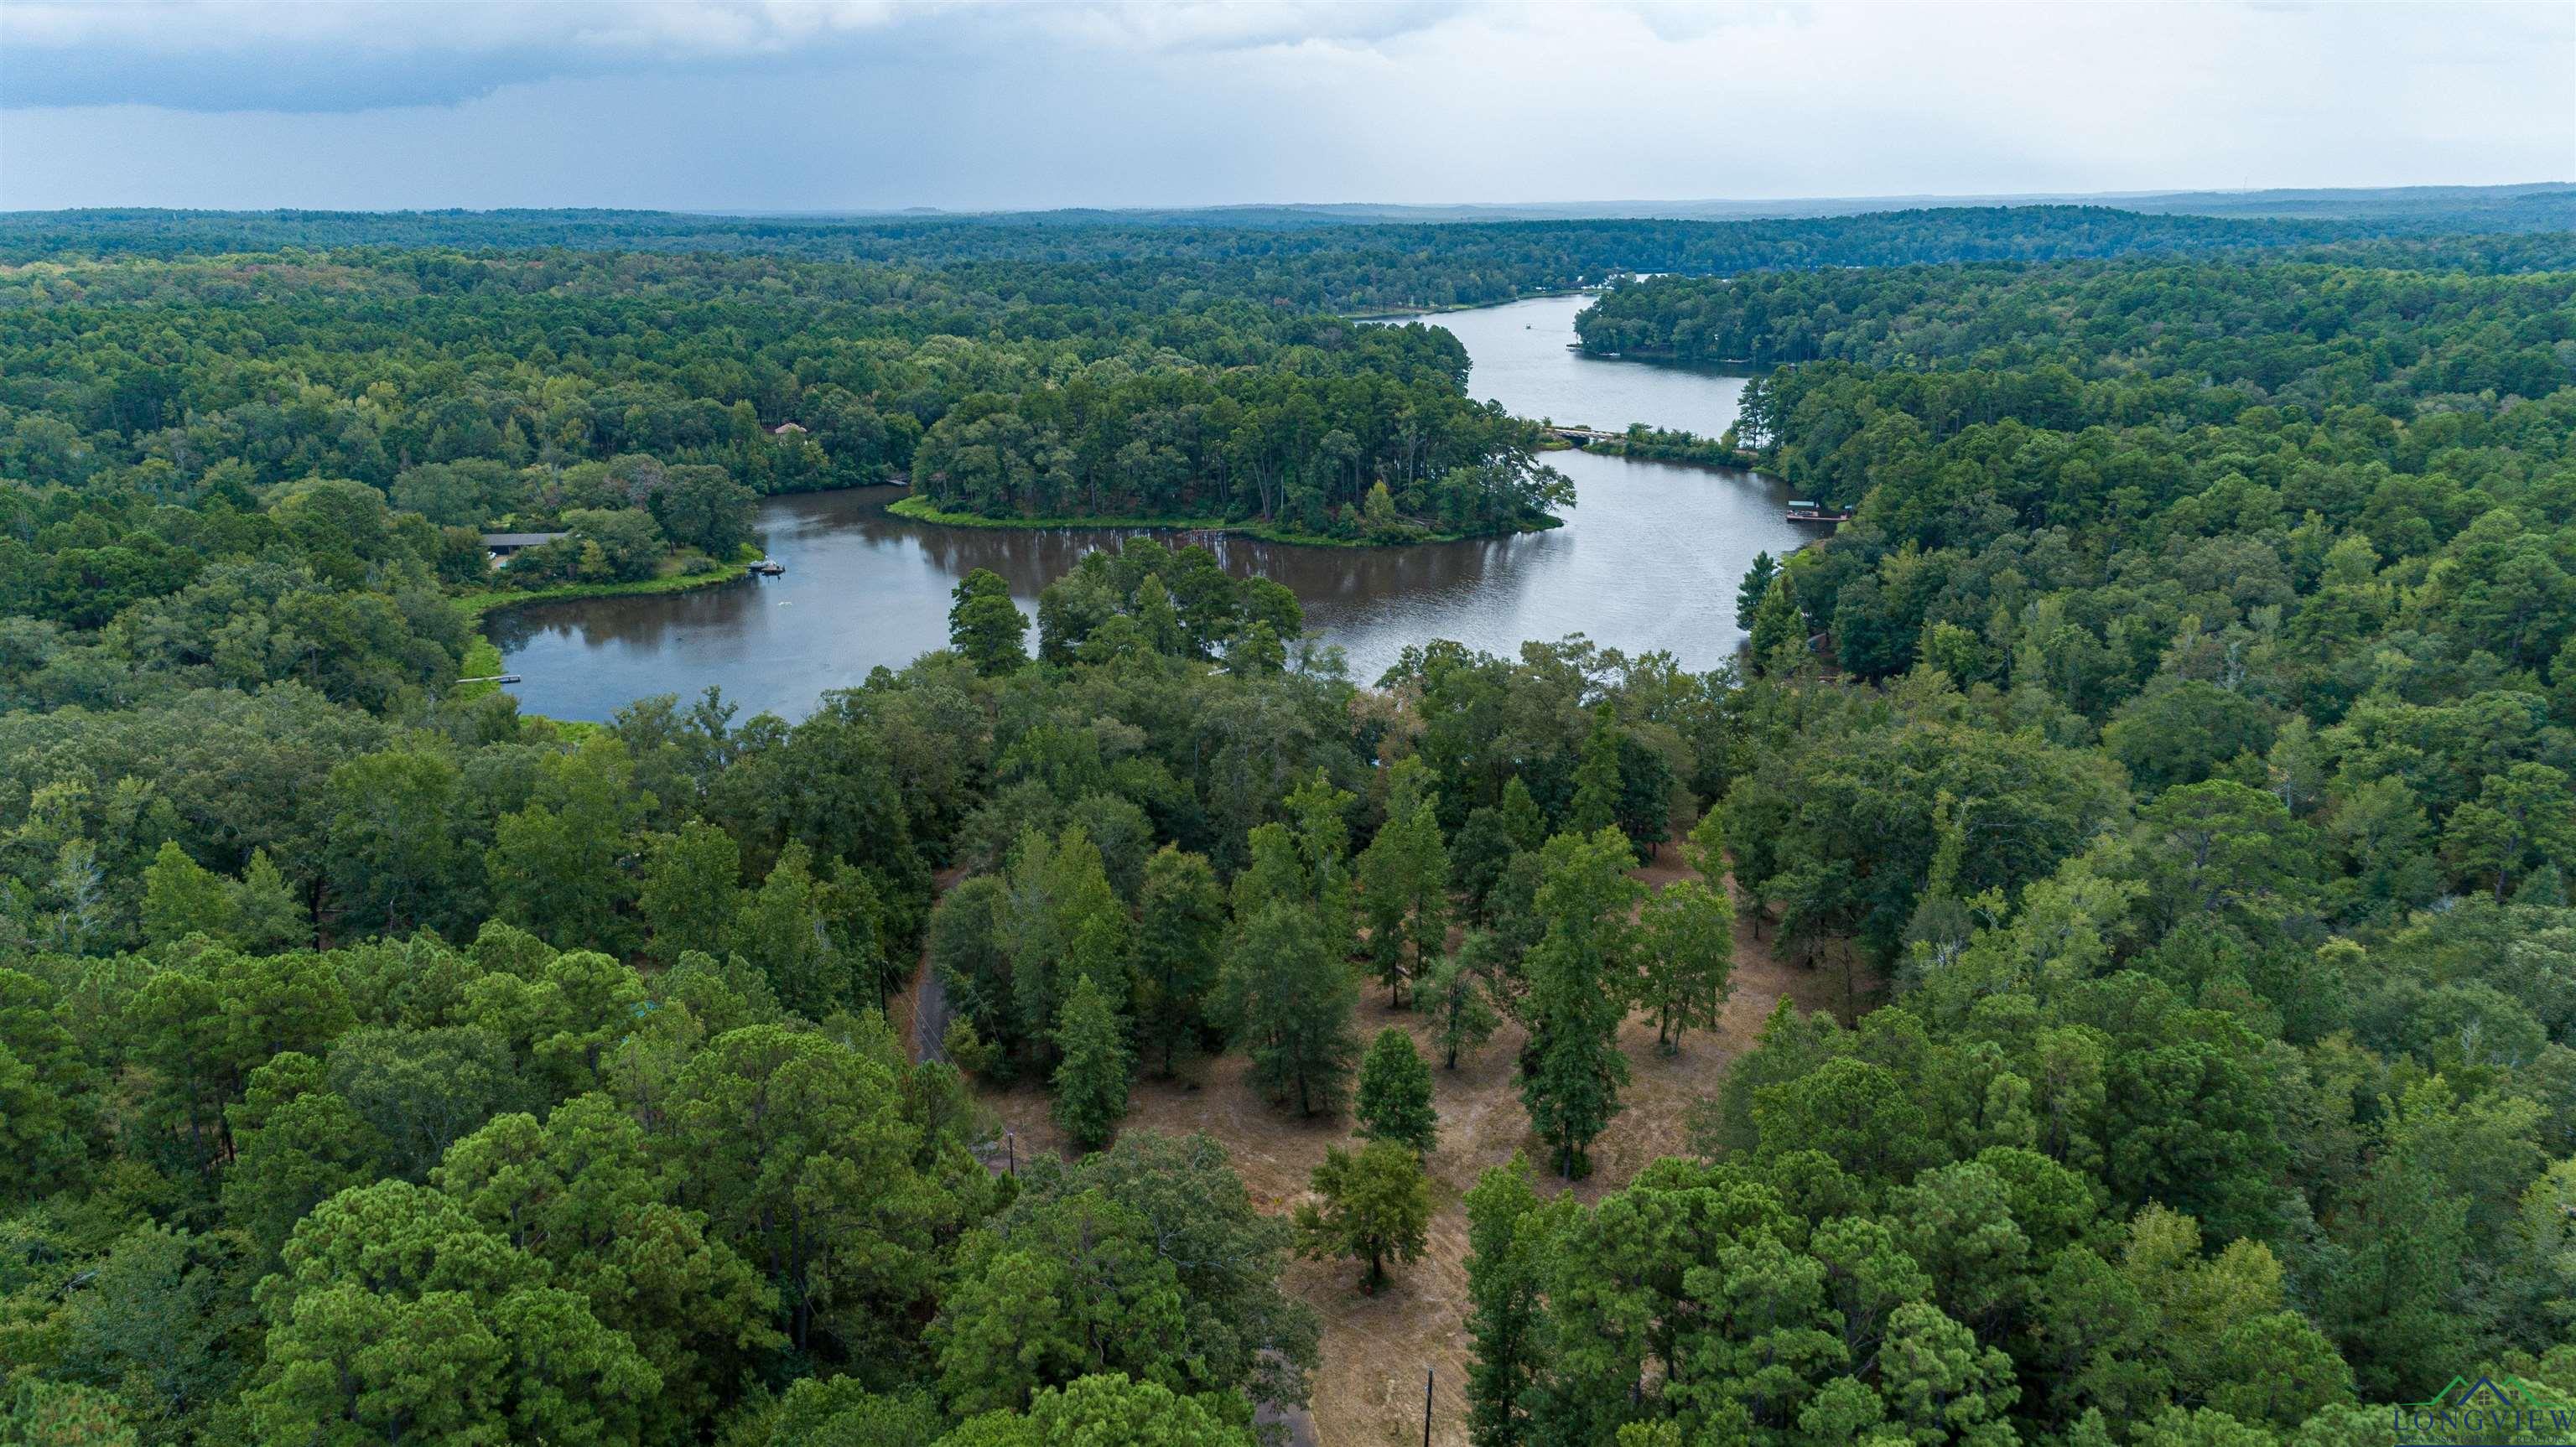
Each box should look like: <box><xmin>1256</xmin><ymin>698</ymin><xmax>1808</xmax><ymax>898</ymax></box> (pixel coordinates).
<box><xmin>1295</xmin><ymin>1138</ymin><xmax>1431</xmax><ymax>1294</ymax></box>
<box><xmin>1354</xmin><ymin>1027</ymin><xmax>1438</xmax><ymax>1154</ymax></box>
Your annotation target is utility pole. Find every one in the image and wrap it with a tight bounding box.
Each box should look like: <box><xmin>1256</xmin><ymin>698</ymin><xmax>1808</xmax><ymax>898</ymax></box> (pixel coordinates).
<box><xmin>1423</xmin><ymin>1367</ymin><xmax>1434</xmax><ymax>1447</ymax></box>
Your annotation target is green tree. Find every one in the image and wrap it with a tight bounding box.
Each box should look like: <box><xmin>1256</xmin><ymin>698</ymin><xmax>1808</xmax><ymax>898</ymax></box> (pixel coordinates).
<box><xmin>435</xmin><ymin>1095</ymin><xmax>782</xmax><ymax>1439</ymax></box>
<box><xmin>1295</xmin><ymin>1138</ymin><xmax>1432</xmax><ymax>1294</ymax></box>
<box><xmin>1737</xmin><ymin>551</ymin><xmax>1779</xmax><ymax>630</ymax></box>
<box><xmin>1356</xmin><ymin>757</ymin><xmax>1451</xmax><ymax>1009</ymax></box>
<box><xmin>141</xmin><ymin>840</ymin><xmax>233</xmax><ymax>947</ymax></box>
<box><xmin>658</xmin><ymin>1025</ymin><xmax>961</xmax><ymax>1359</ymax></box>
<box><xmin>1355</xmin><ymin>1026</ymin><xmax>1439</xmax><ymax>1154</ymax></box>
<box><xmin>1052</xmin><ymin>975</ymin><xmax>1131</xmax><ymax>1152</ymax></box>
<box><xmin>2442</xmin><ymin>762</ymin><xmax>2574</xmax><ymax>901</ymax></box>
<box><xmin>1568</xmin><ymin>706</ymin><xmax>1625</xmax><ymax>843</ymax></box>
<box><xmin>231</xmin><ymin>849</ymin><xmax>312</xmax><ymax>953</ymax></box>
<box><xmin>1747</xmin><ymin>575</ymin><xmax>1805</xmax><ymax>675</ymax></box>
<box><xmin>950</xmin><ymin>568</ymin><xmax>1031</xmax><ymax>675</ymax></box>
<box><xmin>1463</xmin><ymin>1157</ymin><xmax>1555</xmax><ymax>1447</ymax></box>
<box><xmin>931</xmin><ymin>875</ymin><xmax>1019</xmax><ymax>1061</ymax></box>
<box><xmin>1135</xmin><ymin>846</ymin><xmax>1225</xmax><ymax>1076</ymax></box>
<box><xmin>322</xmin><ymin>747</ymin><xmax>464</xmax><ymax>936</ymax></box>
<box><xmin>938</xmin><ymin>1374</ymin><xmax>1255</xmax><ymax>1447</ymax></box>
<box><xmin>486</xmin><ymin>734</ymin><xmax>649</xmax><ymax>954</ymax></box>
<box><xmin>1218</xmin><ymin>899</ymin><xmax>1358</xmax><ymax>1118</ymax></box>
<box><xmin>1423</xmin><ymin>937</ymin><xmax>1504</xmax><ymax>1069</ymax></box>
<box><xmin>240</xmin><ymin>1180</ymin><xmax>659</xmax><ymax>1447</ymax></box>
<box><xmin>732</xmin><ymin>839</ymin><xmax>845</xmax><ymax>1019</ymax></box>
<box><xmin>996</xmin><ymin>1133</ymin><xmax>1319</xmax><ymax>1421</ymax></box>
<box><xmin>933</xmin><ymin>1190</ymin><xmax>1195</xmax><ymax>1415</ymax></box>
<box><xmin>638</xmin><ymin>820</ymin><xmax>741</xmax><ymax>964</ymax></box>
<box><xmin>1636</xmin><ymin>878</ymin><xmax>1734</xmax><ymax>1055</ymax></box>
<box><xmin>1519</xmin><ymin>828</ymin><xmax>1640</xmax><ymax>1178</ymax></box>
<box><xmin>647</xmin><ymin>463</ymin><xmax>757</xmax><ymax>558</ymax></box>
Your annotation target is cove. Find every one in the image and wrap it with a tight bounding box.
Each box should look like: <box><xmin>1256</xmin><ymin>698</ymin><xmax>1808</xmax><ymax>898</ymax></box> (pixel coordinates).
<box><xmin>491</xmin><ymin>293</ymin><xmax>1803</xmax><ymax>721</ymax></box>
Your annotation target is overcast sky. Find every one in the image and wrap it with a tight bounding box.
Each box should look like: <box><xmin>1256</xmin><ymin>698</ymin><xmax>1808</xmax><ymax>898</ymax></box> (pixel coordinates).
<box><xmin>2</xmin><ymin>1</ymin><xmax>2569</xmax><ymax>213</ymax></box>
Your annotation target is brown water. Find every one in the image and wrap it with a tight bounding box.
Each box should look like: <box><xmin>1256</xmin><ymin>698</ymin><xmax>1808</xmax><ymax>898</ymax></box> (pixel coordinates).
<box><xmin>492</xmin><ymin>294</ymin><xmax>1802</xmax><ymax>721</ymax></box>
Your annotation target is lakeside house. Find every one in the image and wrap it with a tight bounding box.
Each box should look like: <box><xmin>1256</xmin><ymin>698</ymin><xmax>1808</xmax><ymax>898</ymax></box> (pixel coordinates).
<box><xmin>480</xmin><ymin>531</ymin><xmax>569</xmax><ymax>565</ymax></box>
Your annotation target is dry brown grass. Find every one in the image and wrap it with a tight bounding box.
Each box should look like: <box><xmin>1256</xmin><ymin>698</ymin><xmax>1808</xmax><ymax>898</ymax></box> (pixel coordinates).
<box><xmin>934</xmin><ymin>843</ymin><xmax>1866</xmax><ymax>1447</ymax></box>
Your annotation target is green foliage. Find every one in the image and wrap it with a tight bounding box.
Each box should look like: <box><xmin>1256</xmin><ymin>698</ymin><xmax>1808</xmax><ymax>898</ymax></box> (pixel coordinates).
<box><xmin>1356</xmin><ymin>756</ymin><xmax>1449</xmax><ymax>1007</ymax></box>
<box><xmin>1135</xmin><ymin>846</ymin><xmax>1225</xmax><ymax>1077</ymax></box>
<box><xmin>1295</xmin><ymin>1138</ymin><xmax>1432</xmax><ymax>1294</ymax></box>
<box><xmin>1423</xmin><ymin>938</ymin><xmax>1504</xmax><ymax>1070</ymax></box>
<box><xmin>1051</xmin><ymin>976</ymin><xmax>1131</xmax><ymax>1152</ymax></box>
<box><xmin>1218</xmin><ymin>896</ymin><xmax>1359</xmax><ymax>1118</ymax></box>
<box><xmin>937</xmin><ymin>1373</ymin><xmax>1256</xmax><ymax>1447</ymax></box>
<box><xmin>1462</xmin><ymin>1155</ymin><xmax>1562</xmax><ymax>1447</ymax></box>
<box><xmin>1354</xmin><ymin>1027</ymin><xmax>1439</xmax><ymax>1154</ymax></box>
<box><xmin>1636</xmin><ymin>878</ymin><xmax>1735</xmax><ymax>1055</ymax></box>
<box><xmin>1519</xmin><ymin>829</ymin><xmax>1642</xmax><ymax>1179</ymax></box>
<box><xmin>988</xmin><ymin>1133</ymin><xmax>1319</xmax><ymax>1422</ymax></box>
<box><xmin>8</xmin><ymin>209</ymin><xmax>2576</xmax><ymax>1447</ymax></box>
<box><xmin>949</xmin><ymin>568</ymin><xmax>1031</xmax><ymax>675</ymax></box>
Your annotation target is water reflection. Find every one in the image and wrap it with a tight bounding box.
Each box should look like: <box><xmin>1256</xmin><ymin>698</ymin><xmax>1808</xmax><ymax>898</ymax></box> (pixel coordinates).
<box><xmin>496</xmin><ymin>295</ymin><xmax>1803</xmax><ymax>721</ymax></box>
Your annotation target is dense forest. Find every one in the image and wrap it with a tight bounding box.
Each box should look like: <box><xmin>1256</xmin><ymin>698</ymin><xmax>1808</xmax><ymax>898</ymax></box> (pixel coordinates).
<box><xmin>14</xmin><ymin>200</ymin><xmax>2573</xmax><ymax>310</ymax></box>
<box><xmin>3</xmin><ymin>206</ymin><xmax>2573</xmax><ymax>1446</ymax></box>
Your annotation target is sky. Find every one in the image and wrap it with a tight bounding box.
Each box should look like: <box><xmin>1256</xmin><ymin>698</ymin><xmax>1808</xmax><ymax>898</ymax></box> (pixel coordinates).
<box><xmin>1</xmin><ymin>1</ymin><xmax>2570</xmax><ymax>213</ymax></box>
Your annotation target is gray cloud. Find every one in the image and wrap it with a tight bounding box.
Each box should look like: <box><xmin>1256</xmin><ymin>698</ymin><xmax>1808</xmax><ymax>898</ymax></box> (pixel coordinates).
<box><xmin>0</xmin><ymin>2</ymin><xmax>2566</xmax><ymax>211</ymax></box>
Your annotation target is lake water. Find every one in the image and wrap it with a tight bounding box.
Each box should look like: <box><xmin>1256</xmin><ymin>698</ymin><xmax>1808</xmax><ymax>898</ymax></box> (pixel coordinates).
<box><xmin>492</xmin><ymin>293</ymin><xmax>1802</xmax><ymax>720</ymax></box>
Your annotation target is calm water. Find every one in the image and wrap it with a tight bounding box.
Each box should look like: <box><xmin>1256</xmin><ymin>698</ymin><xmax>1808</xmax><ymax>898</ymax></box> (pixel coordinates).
<box><xmin>493</xmin><ymin>293</ymin><xmax>1801</xmax><ymax>720</ymax></box>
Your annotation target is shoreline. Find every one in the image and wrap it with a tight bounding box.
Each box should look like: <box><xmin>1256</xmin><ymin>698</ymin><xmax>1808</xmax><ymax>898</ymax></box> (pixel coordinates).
<box><xmin>453</xmin><ymin>555</ymin><xmax>755</xmax><ymax>704</ymax></box>
<box><xmin>884</xmin><ymin>494</ymin><xmax>1562</xmax><ymax>547</ymax></box>
<box><xmin>455</xmin><ymin>557</ymin><xmax>755</xmax><ymax>624</ymax></box>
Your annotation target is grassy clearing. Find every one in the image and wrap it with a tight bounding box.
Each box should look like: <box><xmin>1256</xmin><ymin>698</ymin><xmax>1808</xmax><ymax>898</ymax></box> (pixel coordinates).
<box><xmin>910</xmin><ymin>846</ymin><xmax>1867</xmax><ymax>1447</ymax></box>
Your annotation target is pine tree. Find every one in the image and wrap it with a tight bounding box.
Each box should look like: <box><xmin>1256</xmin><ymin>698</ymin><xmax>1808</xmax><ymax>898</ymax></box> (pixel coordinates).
<box><xmin>638</xmin><ymin>822</ymin><xmax>741</xmax><ymax>965</ymax></box>
<box><xmin>1748</xmin><ymin>574</ymin><xmax>1805</xmax><ymax>675</ymax></box>
<box><xmin>141</xmin><ymin>841</ymin><xmax>233</xmax><ymax>947</ymax></box>
<box><xmin>1355</xmin><ymin>758</ymin><xmax>1447</xmax><ymax>1009</ymax></box>
<box><xmin>1567</xmin><ymin>705</ymin><xmax>1623</xmax><ymax>844</ymax></box>
<box><xmin>1496</xmin><ymin>776</ymin><xmax>1546</xmax><ymax>854</ymax></box>
<box><xmin>1295</xmin><ymin>1138</ymin><xmax>1431</xmax><ymax>1294</ymax></box>
<box><xmin>947</xmin><ymin>568</ymin><xmax>1027</xmax><ymax>674</ymax></box>
<box><xmin>1218</xmin><ymin>898</ymin><xmax>1358</xmax><ymax>1117</ymax></box>
<box><xmin>1135</xmin><ymin>845</ymin><xmax>1225</xmax><ymax>1076</ymax></box>
<box><xmin>231</xmin><ymin>849</ymin><xmax>310</xmax><ymax>953</ymax></box>
<box><xmin>732</xmin><ymin>841</ymin><xmax>839</xmax><ymax>1019</ymax></box>
<box><xmin>1009</xmin><ymin>825</ymin><xmax>1131</xmax><ymax>1065</ymax></box>
<box><xmin>1354</xmin><ymin>1027</ymin><xmax>1438</xmax><ymax>1154</ymax></box>
<box><xmin>1133</xmin><ymin>574</ymin><xmax>1187</xmax><ymax>656</ymax></box>
<box><xmin>1736</xmin><ymin>550</ymin><xmax>1780</xmax><ymax>630</ymax></box>
<box><xmin>1464</xmin><ymin>1157</ymin><xmax>1553</xmax><ymax>1447</ymax></box>
<box><xmin>1518</xmin><ymin>828</ymin><xmax>1639</xmax><ymax>1179</ymax></box>
<box><xmin>1050</xmin><ymin>974</ymin><xmax>1130</xmax><ymax>1152</ymax></box>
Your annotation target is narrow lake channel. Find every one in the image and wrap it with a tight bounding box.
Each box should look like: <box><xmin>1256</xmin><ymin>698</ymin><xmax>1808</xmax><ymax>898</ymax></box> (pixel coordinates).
<box><xmin>492</xmin><ymin>293</ymin><xmax>1803</xmax><ymax>720</ymax></box>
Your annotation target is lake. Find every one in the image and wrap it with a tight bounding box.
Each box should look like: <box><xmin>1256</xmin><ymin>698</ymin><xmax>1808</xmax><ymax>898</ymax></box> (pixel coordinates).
<box><xmin>491</xmin><ymin>293</ymin><xmax>1802</xmax><ymax>721</ymax></box>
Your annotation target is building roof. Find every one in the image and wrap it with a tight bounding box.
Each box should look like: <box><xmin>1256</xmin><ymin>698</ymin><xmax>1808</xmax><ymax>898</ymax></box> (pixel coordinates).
<box><xmin>771</xmin><ymin>421</ymin><xmax>808</xmax><ymax>434</ymax></box>
<box><xmin>480</xmin><ymin>532</ymin><xmax>569</xmax><ymax>548</ymax></box>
